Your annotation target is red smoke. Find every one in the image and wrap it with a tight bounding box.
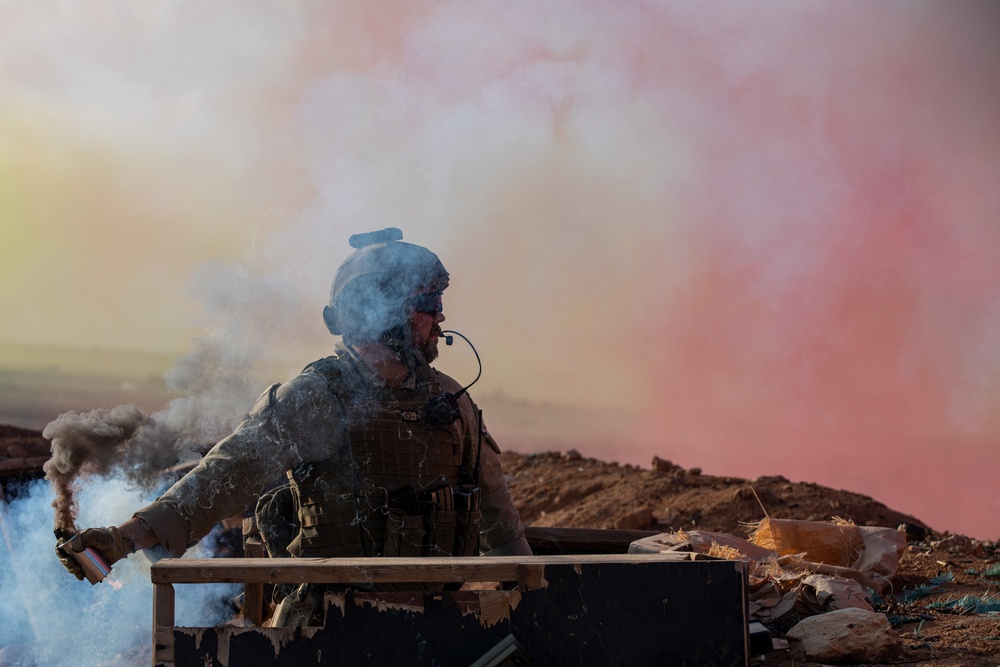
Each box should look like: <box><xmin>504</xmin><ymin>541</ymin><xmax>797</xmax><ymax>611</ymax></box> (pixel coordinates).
<box><xmin>632</xmin><ymin>3</ymin><xmax>1000</xmax><ymax>539</ymax></box>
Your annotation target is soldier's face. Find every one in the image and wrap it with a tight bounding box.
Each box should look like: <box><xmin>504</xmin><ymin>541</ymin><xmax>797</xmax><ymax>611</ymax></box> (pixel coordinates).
<box><xmin>409</xmin><ymin>292</ymin><xmax>446</xmax><ymax>362</ymax></box>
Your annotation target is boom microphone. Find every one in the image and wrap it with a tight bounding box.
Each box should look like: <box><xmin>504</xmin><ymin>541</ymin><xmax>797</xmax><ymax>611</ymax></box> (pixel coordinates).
<box><xmin>426</xmin><ymin>329</ymin><xmax>482</xmax><ymax>424</ymax></box>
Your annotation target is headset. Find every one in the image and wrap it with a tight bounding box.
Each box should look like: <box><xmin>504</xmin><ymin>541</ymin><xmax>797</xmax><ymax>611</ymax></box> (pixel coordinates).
<box><xmin>425</xmin><ymin>329</ymin><xmax>482</xmax><ymax>425</ymax></box>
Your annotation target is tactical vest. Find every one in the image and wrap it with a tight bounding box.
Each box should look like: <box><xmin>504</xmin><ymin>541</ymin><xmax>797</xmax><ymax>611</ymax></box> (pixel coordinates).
<box><xmin>284</xmin><ymin>352</ymin><xmax>481</xmax><ymax>559</ymax></box>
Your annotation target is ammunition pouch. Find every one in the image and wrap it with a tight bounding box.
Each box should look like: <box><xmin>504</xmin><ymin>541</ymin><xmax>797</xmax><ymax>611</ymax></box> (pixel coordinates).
<box><xmin>382</xmin><ymin>484</ymin><xmax>481</xmax><ymax>557</ymax></box>
<box><xmin>426</xmin><ymin>509</ymin><xmax>458</xmax><ymax>557</ymax></box>
<box><xmin>279</xmin><ymin>460</ymin><xmax>482</xmax><ymax>558</ymax></box>
<box><xmin>383</xmin><ymin>510</ymin><xmax>426</xmax><ymax>557</ymax></box>
<box><xmin>454</xmin><ymin>509</ymin><xmax>482</xmax><ymax>557</ymax></box>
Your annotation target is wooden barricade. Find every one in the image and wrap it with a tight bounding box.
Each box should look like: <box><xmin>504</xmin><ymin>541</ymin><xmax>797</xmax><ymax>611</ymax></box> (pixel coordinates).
<box><xmin>151</xmin><ymin>554</ymin><xmax>749</xmax><ymax>667</ymax></box>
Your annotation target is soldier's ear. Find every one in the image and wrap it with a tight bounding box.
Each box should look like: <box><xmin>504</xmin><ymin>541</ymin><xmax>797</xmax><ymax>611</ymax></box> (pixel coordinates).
<box><xmin>322</xmin><ymin>305</ymin><xmax>338</xmax><ymax>335</ymax></box>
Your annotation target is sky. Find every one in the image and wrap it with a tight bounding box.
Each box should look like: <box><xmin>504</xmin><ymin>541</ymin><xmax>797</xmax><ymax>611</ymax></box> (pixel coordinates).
<box><xmin>2</xmin><ymin>1</ymin><xmax>1000</xmax><ymax>540</ymax></box>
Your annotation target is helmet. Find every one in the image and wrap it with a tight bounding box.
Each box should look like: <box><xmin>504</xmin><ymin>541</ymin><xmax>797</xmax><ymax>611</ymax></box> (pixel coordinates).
<box><xmin>323</xmin><ymin>228</ymin><xmax>449</xmax><ymax>340</ymax></box>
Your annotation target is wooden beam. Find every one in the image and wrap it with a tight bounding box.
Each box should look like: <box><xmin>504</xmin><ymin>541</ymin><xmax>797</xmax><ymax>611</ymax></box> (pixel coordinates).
<box><xmin>150</xmin><ymin>554</ymin><xmax>697</xmax><ymax>586</ymax></box>
<box><xmin>241</xmin><ymin>521</ymin><xmax>267</xmax><ymax>626</ymax></box>
<box><xmin>152</xmin><ymin>583</ymin><xmax>175</xmax><ymax>667</ymax></box>
<box><xmin>524</xmin><ymin>526</ymin><xmax>659</xmax><ymax>554</ymax></box>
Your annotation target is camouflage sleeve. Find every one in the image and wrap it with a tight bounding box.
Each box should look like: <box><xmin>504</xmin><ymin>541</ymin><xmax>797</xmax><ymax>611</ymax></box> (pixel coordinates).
<box><xmin>478</xmin><ymin>437</ymin><xmax>532</xmax><ymax>556</ymax></box>
<box><xmin>460</xmin><ymin>399</ymin><xmax>532</xmax><ymax>556</ymax></box>
<box><xmin>134</xmin><ymin>373</ymin><xmax>343</xmax><ymax>557</ymax></box>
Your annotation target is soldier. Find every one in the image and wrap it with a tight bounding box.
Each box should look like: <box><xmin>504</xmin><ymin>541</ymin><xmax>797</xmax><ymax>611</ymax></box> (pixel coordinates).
<box><xmin>57</xmin><ymin>228</ymin><xmax>531</xmax><ymax>625</ymax></box>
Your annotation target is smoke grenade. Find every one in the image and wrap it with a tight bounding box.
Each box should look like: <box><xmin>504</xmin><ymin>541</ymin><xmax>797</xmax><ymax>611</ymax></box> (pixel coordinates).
<box><xmin>54</xmin><ymin>528</ymin><xmax>112</xmax><ymax>585</ymax></box>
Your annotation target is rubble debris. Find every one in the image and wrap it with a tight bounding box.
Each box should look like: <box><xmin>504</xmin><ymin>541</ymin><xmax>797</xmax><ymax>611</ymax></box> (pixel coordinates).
<box><xmin>629</xmin><ymin>518</ymin><xmax>906</xmax><ymax>624</ymax></box>
<box><xmin>796</xmin><ymin>574</ymin><xmax>871</xmax><ymax>615</ymax></box>
<box><xmin>785</xmin><ymin>607</ymin><xmax>903</xmax><ymax>664</ymax></box>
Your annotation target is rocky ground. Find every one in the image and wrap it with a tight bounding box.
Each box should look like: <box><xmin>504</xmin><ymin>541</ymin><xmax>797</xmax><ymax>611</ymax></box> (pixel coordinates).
<box><xmin>3</xmin><ymin>425</ymin><xmax>999</xmax><ymax>665</ymax></box>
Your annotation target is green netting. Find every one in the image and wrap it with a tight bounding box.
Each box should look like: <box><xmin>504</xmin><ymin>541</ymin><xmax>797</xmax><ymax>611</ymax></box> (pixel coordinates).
<box><xmin>927</xmin><ymin>595</ymin><xmax>1000</xmax><ymax>614</ymax></box>
<box><xmin>900</xmin><ymin>571</ymin><xmax>954</xmax><ymax>603</ymax></box>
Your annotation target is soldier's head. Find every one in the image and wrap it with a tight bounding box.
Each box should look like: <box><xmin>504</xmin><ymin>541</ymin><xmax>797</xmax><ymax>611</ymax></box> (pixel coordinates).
<box><xmin>323</xmin><ymin>228</ymin><xmax>449</xmax><ymax>360</ymax></box>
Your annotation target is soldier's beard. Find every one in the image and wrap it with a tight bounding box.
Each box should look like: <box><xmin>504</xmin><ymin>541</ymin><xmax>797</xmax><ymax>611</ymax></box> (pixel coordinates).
<box><xmin>415</xmin><ymin>326</ymin><xmax>442</xmax><ymax>363</ymax></box>
<box><xmin>378</xmin><ymin>323</ymin><xmax>441</xmax><ymax>364</ymax></box>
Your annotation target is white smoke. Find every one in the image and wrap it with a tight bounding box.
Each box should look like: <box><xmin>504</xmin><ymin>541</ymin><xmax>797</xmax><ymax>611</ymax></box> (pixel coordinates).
<box><xmin>0</xmin><ymin>478</ymin><xmax>237</xmax><ymax>667</ymax></box>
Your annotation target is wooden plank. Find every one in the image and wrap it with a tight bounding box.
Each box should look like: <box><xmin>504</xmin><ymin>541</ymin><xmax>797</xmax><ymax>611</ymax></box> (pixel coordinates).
<box><xmin>150</xmin><ymin>554</ymin><xmax>693</xmax><ymax>586</ymax></box>
<box><xmin>241</xmin><ymin>527</ymin><xmax>267</xmax><ymax>626</ymax></box>
<box><xmin>524</xmin><ymin>526</ymin><xmax>659</xmax><ymax>554</ymax></box>
<box><xmin>152</xmin><ymin>583</ymin><xmax>175</xmax><ymax>667</ymax></box>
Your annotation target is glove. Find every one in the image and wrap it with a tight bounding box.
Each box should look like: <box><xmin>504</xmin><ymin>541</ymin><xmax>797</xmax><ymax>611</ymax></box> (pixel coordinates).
<box><xmin>56</xmin><ymin>526</ymin><xmax>134</xmax><ymax>581</ymax></box>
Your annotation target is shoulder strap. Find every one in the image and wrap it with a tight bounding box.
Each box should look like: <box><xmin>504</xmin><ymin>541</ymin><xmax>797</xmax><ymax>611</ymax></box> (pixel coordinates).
<box><xmin>302</xmin><ymin>353</ymin><xmax>352</xmax><ymax>400</ymax></box>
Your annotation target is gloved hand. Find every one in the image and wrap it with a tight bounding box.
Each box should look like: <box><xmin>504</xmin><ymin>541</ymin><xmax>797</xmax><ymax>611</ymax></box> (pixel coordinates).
<box><xmin>56</xmin><ymin>526</ymin><xmax>134</xmax><ymax>580</ymax></box>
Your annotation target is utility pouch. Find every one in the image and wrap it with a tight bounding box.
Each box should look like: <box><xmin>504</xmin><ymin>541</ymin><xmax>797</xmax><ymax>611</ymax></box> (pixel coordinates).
<box><xmin>385</xmin><ymin>486</ymin><xmax>429</xmax><ymax>557</ymax></box>
<box><xmin>426</xmin><ymin>509</ymin><xmax>458</xmax><ymax>557</ymax></box>
<box><xmin>397</xmin><ymin>514</ymin><xmax>426</xmax><ymax>557</ymax></box>
<box><xmin>271</xmin><ymin>583</ymin><xmax>327</xmax><ymax>628</ymax></box>
<box><xmin>382</xmin><ymin>509</ymin><xmax>404</xmax><ymax>557</ymax></box>
<box><xmin>357</xmin><ymin>490</ymin><xmax>389</xmax><ymax>557</ymax></box>
<box><xmin>384</xmin><ymin>510</ymin><xmax>425</xmax><ymax>557</ymax></box>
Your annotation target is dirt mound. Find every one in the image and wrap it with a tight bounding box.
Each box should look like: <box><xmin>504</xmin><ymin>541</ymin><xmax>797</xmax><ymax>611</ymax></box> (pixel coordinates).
<box><xmin>500</xmin><ymin>449</ymin><xmax>926</xmax><ymax>536</ymax></box>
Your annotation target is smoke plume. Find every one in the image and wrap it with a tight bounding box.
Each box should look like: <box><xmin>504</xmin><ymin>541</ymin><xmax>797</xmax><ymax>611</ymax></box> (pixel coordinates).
<box><xmin>42</xmin><ymin>405</ymin><xmax>194</xmax><ymax>534</ymax></box>
<box><xmin>42</xmin><ymin>406</ymin><xmax>147</xmax><ymax>533</ymax></box>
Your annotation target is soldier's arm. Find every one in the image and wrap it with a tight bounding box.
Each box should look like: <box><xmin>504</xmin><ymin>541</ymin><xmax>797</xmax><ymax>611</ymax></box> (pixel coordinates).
<box><xmin>131</xmin><ymin>373</ymin><xmax>341</xmax><ymax>557</ymax></box>
<box><xmin>455</xmin><ymin>393</ymin><xmax>531</xmax><ymax>557</ymax></box>
<box><xmin>477</xmin><ymin>435</ymin><xmax>532</xmax><ymax>556</ymax></box>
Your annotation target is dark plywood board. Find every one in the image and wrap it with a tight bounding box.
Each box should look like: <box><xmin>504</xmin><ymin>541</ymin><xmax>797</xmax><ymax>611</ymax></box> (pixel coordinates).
<box><xmin>166</xmin><ymin>559</ymin><xmax>748</xmax><ymax>667</ymax></box>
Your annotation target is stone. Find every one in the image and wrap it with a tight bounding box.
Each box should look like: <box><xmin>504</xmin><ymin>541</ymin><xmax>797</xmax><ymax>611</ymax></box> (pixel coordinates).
<box><xmin>785</xmin><ymin>607</ymin><xmax>903</xmax><ymax>664</ymax></box>
<box><xmin>651</xmin><ymin>456</ymin><xmax>674</xmax><ymax>472</ymax></box>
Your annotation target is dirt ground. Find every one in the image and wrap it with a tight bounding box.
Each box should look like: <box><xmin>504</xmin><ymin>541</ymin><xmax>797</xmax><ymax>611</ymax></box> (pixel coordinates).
<box><xmin>500</xmin><ymin>449</ymin><xmax>1000</xmax><ymax>666</ymax></box>
<box><xmin>3</xmin><ymin>426</ymin><xmax>998</xmax><ymax>665</ymax></box>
